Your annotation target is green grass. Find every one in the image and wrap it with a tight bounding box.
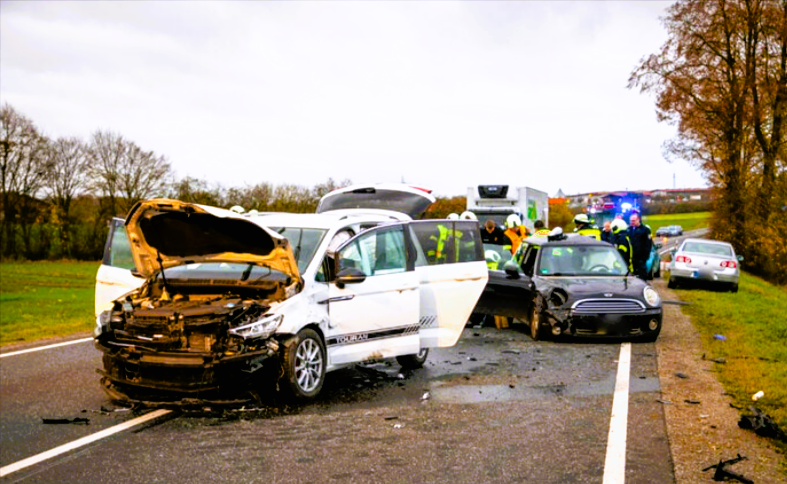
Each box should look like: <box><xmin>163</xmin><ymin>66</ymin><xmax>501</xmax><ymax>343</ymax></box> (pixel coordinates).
<box><xmin>672</xmin><ymin>271</ymin><xmax>787</xmax><ymax>446</ymax></box>
<box><xmin>643</xmin><ymin>211</ymin><xmax>710</xmax><ymax>233</ymax></box>
<box><xmin>0</xmin><ymin>261</ymin><xmax>99</xmax><ymax>346</ymax></box>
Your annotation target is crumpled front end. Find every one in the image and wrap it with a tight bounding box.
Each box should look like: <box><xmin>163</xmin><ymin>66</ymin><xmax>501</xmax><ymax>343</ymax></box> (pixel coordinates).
<box><xmin>95</xmin><ymin>292</ymin><xmax>292</xmax><ymax>404</ymax></box>
<box><xmin>538</xmin><ymin>288</ymin><xmax>662</xmax><ymax>338</ymax></box>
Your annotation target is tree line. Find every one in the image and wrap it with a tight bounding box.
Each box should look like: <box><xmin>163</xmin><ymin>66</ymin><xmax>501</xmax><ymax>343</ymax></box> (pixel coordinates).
<box><xmin>630</xmin><ymin>0</ymin><xmax>787</xmax><ymax>285</ymax></box>
<box><xmin>0</xmin><ymin>103</ymin><xmax>350</xmax><ymax>261</ymax></box>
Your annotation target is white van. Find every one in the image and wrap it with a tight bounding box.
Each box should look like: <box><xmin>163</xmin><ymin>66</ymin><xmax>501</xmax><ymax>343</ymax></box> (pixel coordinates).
<box><xmin>94</xmin><ymin>188</ymin><xmax>487</xmax><ymax>404</ymax></box>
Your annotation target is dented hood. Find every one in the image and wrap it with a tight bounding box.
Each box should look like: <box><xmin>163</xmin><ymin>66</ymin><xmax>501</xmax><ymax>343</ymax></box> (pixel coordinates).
<box><xmin>124</xmin><ymin>199</ymin><xmax>300</xmax><ymax>281</ymax></box>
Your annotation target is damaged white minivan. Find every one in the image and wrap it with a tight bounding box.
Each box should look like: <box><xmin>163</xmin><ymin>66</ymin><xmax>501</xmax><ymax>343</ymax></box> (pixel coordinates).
<box><xmin>94</xmin><ymin>186</ymin><xmax>488</xmax><ymax>405</ymax></box>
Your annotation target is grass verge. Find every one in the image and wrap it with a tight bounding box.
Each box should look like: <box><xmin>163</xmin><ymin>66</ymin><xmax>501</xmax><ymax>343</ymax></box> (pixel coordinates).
<box><xmin>671</xmin><ymin>271</ymin><xmax>787</xmax><ymax>448</ymax></box>
<box><xmin>643</xmin><ymin>211</ymin><xmax>710</xmax><ymax>233</ymax></box>
<box><xmin>0</xmin><ymin>261</ymin><xmax>98</xmax><ymax>347</ymax></box>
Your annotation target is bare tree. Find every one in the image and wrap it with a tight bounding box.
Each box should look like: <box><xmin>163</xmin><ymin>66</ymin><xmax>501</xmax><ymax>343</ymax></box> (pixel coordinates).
<box><xmin>87</xmin><ymin>130</ymin><xmax>171</xmax><ymax>217</ymax></box>
<box><xmin>0</xmin><ymin>104</ymin><xmax>50</xmax><ymax>258</ymax></box>
<box><xmin>45</xmin><ymin>137</ymin><xmax>90</xmax><ymax>256</ymax></box>
<box><xmin>116</xmin><ymin>143</ymin><xmax>171</xmax><ymax>214</ymax></box>
<box><xmin>629</xmin><ymin>0</ymin><xmax>787</xmax><ymax>282</ymax></box>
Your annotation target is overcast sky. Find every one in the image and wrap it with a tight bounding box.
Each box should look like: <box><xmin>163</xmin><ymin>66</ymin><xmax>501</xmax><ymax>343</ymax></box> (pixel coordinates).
<box><xmin>0</xmin><ymin>1</ymin><xmax>705</xmax><ymax>198</ymax></box>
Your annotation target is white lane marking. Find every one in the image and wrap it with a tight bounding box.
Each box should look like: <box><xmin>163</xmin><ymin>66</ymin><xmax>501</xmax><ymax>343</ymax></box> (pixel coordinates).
<box><xmin>602</xmin><ymin>342</ymin><xmax>631</xmax><ymax>484</ymax></box>
<box><xmin>0</xmin><ymin>409</ymin><xmax>172</xmax><ymax>477</ymax></box>
<box><xmin>0</xmin><ymin>337</ymin><xmax>93</xmax><ymax>358</ymax></box>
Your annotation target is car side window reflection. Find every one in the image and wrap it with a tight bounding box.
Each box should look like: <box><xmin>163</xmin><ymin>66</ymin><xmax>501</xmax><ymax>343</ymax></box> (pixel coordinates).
<box><xmin>105</xmin><ymin>222</ymin><xmax>136</xmax><ymax>271</ymax></box>
<box><xmin>338</xmin><ymin>227</ymin><xmax>406</xmax><ymax>277</ymax></box>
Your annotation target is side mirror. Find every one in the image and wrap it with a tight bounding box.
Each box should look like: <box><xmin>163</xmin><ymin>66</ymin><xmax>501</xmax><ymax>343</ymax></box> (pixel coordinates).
<box><xmin>503</xmin><ymin>260</ymin><xmax>520</xmax><ymax>279</ymax></box>
<box><xmin>736</xmin><ymin>255</ymin><xmax>744</xmax><ymax>262</ymax></box>
<box><xmin>335</xmin><ymin>267</ymin><xmax>366</xmax><ymax>288</ymax></box>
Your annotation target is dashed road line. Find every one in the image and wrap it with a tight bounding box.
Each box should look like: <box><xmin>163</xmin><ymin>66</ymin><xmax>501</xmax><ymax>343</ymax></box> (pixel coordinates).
<box><xmin>602</xmin><ymin>342</ymin><xmax>631</xmax><ymax>484</ymax></box>
<box><xmin>0</xmin><ymin>409</ymin><xmax>172</xmax><ymax>477</ymax></box>
<box><xmin>0</xmin><ymin>337</ymin><xmax>93</xmax><ymax>358</ymax></box>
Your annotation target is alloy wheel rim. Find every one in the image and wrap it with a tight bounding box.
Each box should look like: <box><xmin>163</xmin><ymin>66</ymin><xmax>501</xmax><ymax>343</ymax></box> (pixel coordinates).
<box><xmin>295</xmin><ymin>339</ymin><xmax>323</xmax><ymax>392</ymax></box>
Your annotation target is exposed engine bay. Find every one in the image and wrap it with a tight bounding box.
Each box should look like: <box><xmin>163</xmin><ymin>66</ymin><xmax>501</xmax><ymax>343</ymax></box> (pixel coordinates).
<box><xmin>95</xmin><ymin>278</ymin><xmax>294</xmax><ymax>406</ymax></box>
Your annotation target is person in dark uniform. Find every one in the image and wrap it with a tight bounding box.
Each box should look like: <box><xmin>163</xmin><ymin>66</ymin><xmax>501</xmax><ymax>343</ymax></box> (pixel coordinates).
<box><xmin>481</xmin><ymin>219</ymin><xmax>512</xmax><ymax>246</ymax></box>
<box><xmin>627</xmin><ymin>213</ymin><xmax>652</xmax><ymax>280</ymax></box>
<box><xmin>600</xmin><ymin>221</ymin><xmax>613</xmax><ymax>243</ymax></box>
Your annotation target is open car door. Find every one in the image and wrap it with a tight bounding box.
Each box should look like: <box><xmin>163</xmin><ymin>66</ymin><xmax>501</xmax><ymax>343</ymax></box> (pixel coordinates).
<box><xmin>407</xmin><ymin>220</ymin><xmax>489</xmax><ymax>347</ymax></box>
<box><xmin>326</xmin><ymin>224</ymin><xmax>421</xmax><ymax>365</ymax></box>
<box><xmin>94</xmin><ymin>218</ymin><xmax>144</xmax><ymax>316</ymax></box>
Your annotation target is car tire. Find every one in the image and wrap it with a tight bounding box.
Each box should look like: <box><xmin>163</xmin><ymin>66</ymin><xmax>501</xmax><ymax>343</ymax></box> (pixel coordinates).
<box><xmin>281</xmin><ymin>328</ymin><xmax>325</xmax><ymax>401</ymax></box>
<box><xmin>397</xmin><ymin>348</ymin><xmax>429</xmax><ymax>369</ymax></box>
<box><xmin>730</xmin><ymin>283</ymin><xmax>739</xmax><ymax>293</ymax></box>
<box><xmin>529</xmin><ymin>301</ymin><xmax>542</xmax><ymax>341</ymax></box>
<box><xmin>667</xmin><ymin>278</ymin><xmax>677</xmax><ymax>289</ymax></box>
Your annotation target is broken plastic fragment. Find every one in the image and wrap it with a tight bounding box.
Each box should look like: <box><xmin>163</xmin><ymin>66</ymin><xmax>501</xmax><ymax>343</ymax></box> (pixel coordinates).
<box><xmin>713</xmin><ymin>334</ymin><xmax>727</xmax><ymax>341</ymax></box>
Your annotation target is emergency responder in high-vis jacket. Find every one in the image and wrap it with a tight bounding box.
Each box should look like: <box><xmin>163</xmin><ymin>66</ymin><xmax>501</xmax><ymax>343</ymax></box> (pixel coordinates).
<box><xmin>533</xmin><ymin>220</ymin><xmax>551</xmax><ymax>236</ymax></box>
<box><xmin>573</xmin><ymin>214</ymin><xmax>601</xmax><ymax>240</ymax></box>
<box><xmin>503</xmin><ymin>214</ymin><xmax>529</xmax><ymax>255</ymax></box>
<box><xmin>611</xmin><ymin>219</ymin><xmax>633</xmax><ymax>272</ymax></box>
<box><xmin>428</xmin><ymin>218</ymin><xmax>464</xmax><ymax>264</ymax></box>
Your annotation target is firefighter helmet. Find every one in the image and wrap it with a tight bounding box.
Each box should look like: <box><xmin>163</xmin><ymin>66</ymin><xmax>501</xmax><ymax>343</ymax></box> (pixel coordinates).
<box><xmin>505</xmin><ymin>214</ymin><xmax>522</xmax><ymax>229</ymax></box>
<box><xmin>460</xmin><ymin>211</ymin><xmax>477</xmax><ymax>220</ymax></box>
<box><xmin>611</xmin><ymin>219</ymin><xmax>628</xmax><ymax>234</ymax></box>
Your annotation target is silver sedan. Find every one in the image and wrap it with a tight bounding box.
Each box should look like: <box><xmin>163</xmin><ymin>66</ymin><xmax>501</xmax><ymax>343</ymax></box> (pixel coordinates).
<box><xmin>668</xmin><ymin>238</ymin><xmax>741</xmax><ymax>292</ymax></box>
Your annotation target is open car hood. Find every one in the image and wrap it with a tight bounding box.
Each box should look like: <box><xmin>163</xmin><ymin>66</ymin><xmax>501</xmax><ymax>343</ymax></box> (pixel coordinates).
<box><xmin>125</xmin><ymin>199</ymin><xmax>300</xmax><ymax>281</ymax></box>
<box><xmin>316</xmin><ymin>184</ymin><xmax>436</xmax><ymax>219</ymax></box>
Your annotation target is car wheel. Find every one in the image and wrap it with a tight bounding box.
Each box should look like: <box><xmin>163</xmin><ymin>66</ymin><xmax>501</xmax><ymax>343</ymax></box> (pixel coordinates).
<box><xmin>730</xmin><ymin>283</ymin><xmax>739</xmax><ymax>293</ymax></box>
<box><xmin>529</xmin><ymin>302</ymin><xmax>542</xmax><ymax>341</ymax></box>
<box><xmin>667</xmin><ymin>278</ymin><xmax>677</xmax><ymax>289</ymax></box>
<box><xmin>281</xmin><ymin>328</ymin><xmax>325</xmax><ymax>400</ymax></box>
<box><xmin>397</xmin><ymin>348</ymin><xmax>429</xmax><ymax>369</ymax></box>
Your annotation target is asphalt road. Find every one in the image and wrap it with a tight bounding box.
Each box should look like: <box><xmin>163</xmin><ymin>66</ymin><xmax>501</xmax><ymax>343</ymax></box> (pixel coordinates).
<box><xmin>0</xmin><ymin>325</ymin><xmax>674</xmax><ymax>484</ymax></box>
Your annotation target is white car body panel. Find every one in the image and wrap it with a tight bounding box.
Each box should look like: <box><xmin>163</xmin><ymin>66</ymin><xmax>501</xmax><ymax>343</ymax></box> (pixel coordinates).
<box><xmin>415</xmin><ymin>261</ymin><xmax>488</xmax><ymax>347</ymax></box>
<box><xmin>325</xmin><ymin>270</ymin><xmax>420</xmax><ymax>366</ymax></box>
<box><xmin>94</xmin><ymin>264</ymin><xmax>144</xmax><ymax>316</ymax></box>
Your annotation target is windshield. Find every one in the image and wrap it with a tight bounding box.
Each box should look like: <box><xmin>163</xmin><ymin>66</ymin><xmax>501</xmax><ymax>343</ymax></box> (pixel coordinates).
<box><xmin>160</xmin><ymin>262</ymin><xmax>292</xmax><ymax>284</ymax></box>
<box><xmin>483</xmin><ymin>242</ymin><xmax>513</xmax><ymax>270</ymax></box>
<box><xmin>537</xmin><ymin>245</ymin><xmax>628</xmax><ymax>276</ymax></box>
<box><xmin>270</xmin><ymin>227</ymin><xmax>328</xmax><ymax>273</ymax></box>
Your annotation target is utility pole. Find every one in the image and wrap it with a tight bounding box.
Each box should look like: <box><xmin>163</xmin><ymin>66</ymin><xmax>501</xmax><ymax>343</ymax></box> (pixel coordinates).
<box><xmin>673</xmin><ymin>173</ymin><xmax>676</xmax><ymax>189</ymax></box>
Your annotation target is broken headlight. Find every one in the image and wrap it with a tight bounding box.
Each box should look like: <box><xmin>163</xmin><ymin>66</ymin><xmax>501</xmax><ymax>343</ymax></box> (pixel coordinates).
<box><xmin>643</xmin><ymin>286</ymin><xmax>660</xmax><ymax>307</ymax></box>
<box><xmin>94</xmin><ymin>311</ymin><xmax>111</xmax><ymax>338</ymax></box>
<box><xmin>229</xmin><ymin>314</ymin><xmax>283</xmax><ymax>340</ymax></box>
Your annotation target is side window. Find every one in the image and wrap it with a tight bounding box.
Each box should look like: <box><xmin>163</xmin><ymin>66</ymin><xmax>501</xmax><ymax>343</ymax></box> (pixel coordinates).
<box><xmin>102</xmin><ymin>219</ymin><xmax>135</xmax><ymax>270</ymax></box>
<box><xmin>338</xmin><ymin>227</ymin><xmax>406</xmax><ymax>276</ymax></box>
<box><xmin>522</xmin><ymin>246</ymin><xmax>539</xmax><ymax>276</ymax></box>
<box><xmin>408</xmin><ymin>221</ymin><xmax>483</xmax><ymax>266</ymax></box>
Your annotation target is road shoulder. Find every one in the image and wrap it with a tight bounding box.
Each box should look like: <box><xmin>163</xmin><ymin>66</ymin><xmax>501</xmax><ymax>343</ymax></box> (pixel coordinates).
<box><xmin>654</xmin><ymin>278</ymin><xmax>786</xmax><ymax>484</ymax></box>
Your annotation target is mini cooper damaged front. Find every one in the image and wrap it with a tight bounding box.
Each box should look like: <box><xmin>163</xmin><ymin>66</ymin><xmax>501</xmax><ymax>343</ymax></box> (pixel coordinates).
<box><xmin>94</xmin><ymin>199</ymin><xmax>302</xmax><ymax>405</ymax></box>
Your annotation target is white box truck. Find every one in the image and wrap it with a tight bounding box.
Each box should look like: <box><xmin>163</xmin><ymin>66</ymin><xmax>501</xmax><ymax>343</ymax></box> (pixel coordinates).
<box><xmin>466</xmin><ymin>185</ymin><xmax>549</xmax><ymax>231</ymax></box>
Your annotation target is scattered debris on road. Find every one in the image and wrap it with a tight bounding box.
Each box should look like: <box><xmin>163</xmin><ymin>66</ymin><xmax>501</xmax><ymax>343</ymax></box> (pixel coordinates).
<box><xmin>42</xmin><ymin>417</ymin><xmax>90</xmax><ymax>425</ymax></box>
<box><xmin>713</xmin><ymin>334</ymin><xmax>727</xmax><ymax>341</ymax></box>
<box><xmin>685</xmin><ymin>399</ymin><xmax>701</xmax><ymax>405</ymax></box>
<box><xmin>501</xmin><ymin>349</ymin><xmax>521</xmax><ymax>355</ymax></box>
<box><xmin>738</xmin><ymin>406</ymin><xmax>787</xmax><ymax>442</ymax></box>
<box><xmin>675</xmin><ymin>372</ymin><xmax>690</xmax><ymax>379</ymax></box>
<box><xmin>702</xmin><ymin>454</ymin><xmax>753</xmax><ymax>484</ymax></box>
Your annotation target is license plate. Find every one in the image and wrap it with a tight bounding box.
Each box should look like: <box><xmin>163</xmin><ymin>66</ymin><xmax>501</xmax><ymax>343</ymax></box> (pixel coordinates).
<box><xmin>692</xmin><ymin>271</ymin><xmax>699</xmax><ymax>278</ymax></box>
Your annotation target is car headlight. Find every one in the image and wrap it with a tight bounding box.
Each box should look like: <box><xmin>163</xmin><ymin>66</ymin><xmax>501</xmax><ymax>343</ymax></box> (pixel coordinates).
<box><xmin>229</xmin><ymin>314</ymin><xmax>283</xmax><ymax>340</ymax></box>
<box><xmin>94</xmin><ymin>311</ymin><xmax>111</xmax><ymax>338</ymax></box>
<box><xmin>643</xmin><ymin>286</ymin><xmax>660</xmax><ymax>307</ymax></box>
